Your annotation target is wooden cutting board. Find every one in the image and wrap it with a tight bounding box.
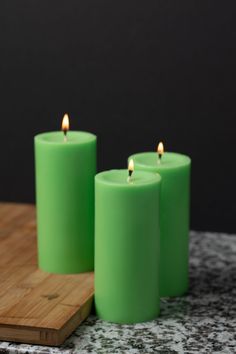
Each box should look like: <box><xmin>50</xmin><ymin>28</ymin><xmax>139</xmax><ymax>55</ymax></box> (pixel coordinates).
<box><xmin>0</xmin><ymin>203</ymin><xmax>94</xmax><ymax>346</ymax></box>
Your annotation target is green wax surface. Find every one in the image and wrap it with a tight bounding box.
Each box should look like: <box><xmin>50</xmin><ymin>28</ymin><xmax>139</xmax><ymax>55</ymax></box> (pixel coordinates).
<box><xmin>95</xmin><ymin>169</ymin><xmax>161</xmax><ymax>324</ymax></box>
<box><xmin>129</xmin><ymin>152</ymin><xmax>191</xmax><ymax>297</ymax></box>
<box><xmin>35</xmin><ymin>131</ymin><xmax>96</xmax><ymax>274</ymax></box>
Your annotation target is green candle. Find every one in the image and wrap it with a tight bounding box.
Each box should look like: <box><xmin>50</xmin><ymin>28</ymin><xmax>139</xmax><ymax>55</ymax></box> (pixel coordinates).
<box><xmin>35</xmin><ymin>114</ymin><xmax>96</xmax><ymax>274</ymax></box>
<box><xmin>95</xmin><ymin>165</ymin><xmax>161</xmax><ymax>324</ymax></box>
<box><xmin>129</xmin><ymin>147</ymin><xmax>191</xmax><ymax>297</ymax></box>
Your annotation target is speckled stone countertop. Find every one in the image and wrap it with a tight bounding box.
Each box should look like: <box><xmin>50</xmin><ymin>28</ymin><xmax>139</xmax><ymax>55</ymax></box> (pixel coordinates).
<box><xmin>0</xmin><ymin>231</ymin><xmax>235</xmax><ymax>354</ymax></box>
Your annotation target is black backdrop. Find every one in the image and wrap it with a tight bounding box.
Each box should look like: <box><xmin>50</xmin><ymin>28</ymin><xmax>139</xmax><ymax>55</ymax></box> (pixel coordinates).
<box><xmin>0</xmin><ymin>1</ymin><xmax>236</xmax><ymax>233</ymax></box>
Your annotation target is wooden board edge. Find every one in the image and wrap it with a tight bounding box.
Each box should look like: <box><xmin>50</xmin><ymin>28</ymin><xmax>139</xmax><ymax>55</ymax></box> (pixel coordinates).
<box><xmin>58</xmin><ymin>295</ymin><xmax>94</xmax><ymax>346</ymax></box>
<box><xmin>0</xmin><ymin>296</ymin><xmax>94</xmax><ymax>346</ymax></box>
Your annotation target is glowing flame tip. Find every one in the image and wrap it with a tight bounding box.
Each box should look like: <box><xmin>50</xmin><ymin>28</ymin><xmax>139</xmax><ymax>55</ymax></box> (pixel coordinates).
<box><xmin>62</xmin><ymin>113</ymin><xmax>69</xmax><ymax>132</ymax></box>
<box><xmin>128</xmin><ymin>159</ymin><xmax>134</xmax><ymax>173</ymax></box>
<box><xmin>157</xmin><ymin>142</ymin><xmax>164</xmax><ymax>156</ymax></box>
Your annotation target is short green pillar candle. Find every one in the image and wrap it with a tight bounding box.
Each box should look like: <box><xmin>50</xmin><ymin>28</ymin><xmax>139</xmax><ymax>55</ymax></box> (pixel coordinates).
<box><xmin>129</xmin><ymin>148</ymin><xmax>191</xmax><ymax>297</ymax></box>
<box><xmin>35</xmin><ymin>115</ymin><xmax>96</xmax><ymax>274</ymax></box>
<box><xmin>95</xmin><ymin>167</ymin><xmax>161</xmax><ymax>324</ymax></box>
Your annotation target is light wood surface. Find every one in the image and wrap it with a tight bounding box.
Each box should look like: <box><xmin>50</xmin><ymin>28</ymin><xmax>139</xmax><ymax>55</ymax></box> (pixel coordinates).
<box><xmin>0</xmin><ymin>203</ymin><xmax>94</xmax><ymax>346</ymax></box>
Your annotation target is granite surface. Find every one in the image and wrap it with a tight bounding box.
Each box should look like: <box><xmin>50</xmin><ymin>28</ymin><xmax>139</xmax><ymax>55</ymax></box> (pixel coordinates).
<box><xmin>0</xmin><ymin>231</ymin><xmax>235</xmax><ymax>354</ymax></box>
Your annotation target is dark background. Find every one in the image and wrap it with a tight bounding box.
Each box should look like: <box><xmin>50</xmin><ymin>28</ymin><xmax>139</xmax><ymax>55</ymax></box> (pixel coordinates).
<box><xmin>0</xmin><ymin>1</ymin><xmax>235</xmax><ymax>233</ymax></box>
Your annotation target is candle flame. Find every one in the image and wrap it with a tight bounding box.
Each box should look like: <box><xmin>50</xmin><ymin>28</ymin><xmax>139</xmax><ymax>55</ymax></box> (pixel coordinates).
<box><xmin>128</xmin><ymin>159</ymin><xmax>134</xmax><ymax>173</ymax></box>
<box><xmin>62</xmin><ymin>113</ymin><xmax>70</xmax><ymax>133</ymax></box>
<box><xmin>157</xmin><ymin>142</ymin><xmax>164</xmax><ymax>156</ymax></box>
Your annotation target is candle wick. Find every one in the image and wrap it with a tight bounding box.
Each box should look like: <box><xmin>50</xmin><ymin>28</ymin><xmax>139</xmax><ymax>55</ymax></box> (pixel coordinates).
<box><xmin>127</xmin><ymin>170</ymin><xmax>133</xmax><ymax>183</ymax></box>
<box><xmin>157</xmin><ymin>154</ymin><xmax>162</xmax><ymax>164</ymax></box>
<box><xmin>63</xmin><ymin>130</ymin><xmax>68</xmax><ymax>142</ymax></box>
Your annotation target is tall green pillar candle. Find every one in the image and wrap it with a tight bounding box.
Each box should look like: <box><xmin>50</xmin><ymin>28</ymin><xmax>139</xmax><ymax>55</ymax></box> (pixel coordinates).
<box><xmin>95</xmin><ymin>167</ymin><xmax>161</xmax><ymax>323</ymax></box>
<box><xmin>129</xmin><ymin>150</ymin><xmax>191</xmax><ymax>297</ymax></box>
<box><xmin>35</xmin><ymin>117</ymin><xmax>96</xmax><ymax>274</ymax></box>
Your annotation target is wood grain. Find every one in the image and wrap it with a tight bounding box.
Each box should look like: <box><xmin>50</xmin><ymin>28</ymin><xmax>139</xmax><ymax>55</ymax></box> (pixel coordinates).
<box><xmin>0</xmin><ymin>203</ymin><xmax>94</xmax><ymax>346</ymax></box>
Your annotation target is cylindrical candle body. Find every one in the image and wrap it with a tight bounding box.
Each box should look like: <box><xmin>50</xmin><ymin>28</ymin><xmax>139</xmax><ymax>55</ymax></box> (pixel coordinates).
<box><xmin>35</xmin><ymin>131</ymin><xmax>96</xmax><ymax>274</ymax></box>
<box><xmin>95</xmin><ymin>170</ymin><xmax>161</xmax><ymax>324</ymax></box>
<box><xmin>129</xmin><ymin>152</ymin><xmax>191</xmax><ymax>297</ymax></box>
